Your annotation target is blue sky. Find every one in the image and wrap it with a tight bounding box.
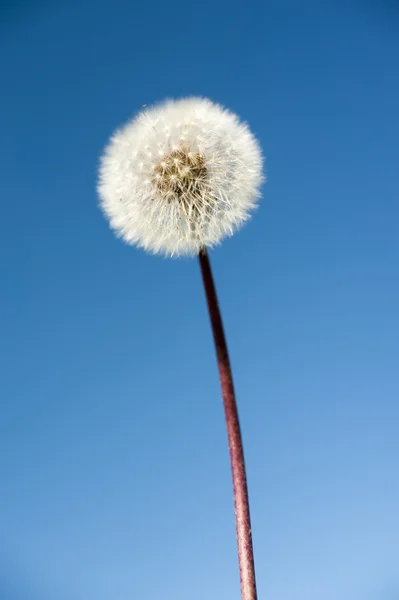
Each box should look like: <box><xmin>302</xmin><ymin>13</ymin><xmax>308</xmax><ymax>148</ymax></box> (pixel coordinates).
<box><xmin>1</xmin><ymin>1</ymin><xmax>399</xmax><ymax>599</ymax></box>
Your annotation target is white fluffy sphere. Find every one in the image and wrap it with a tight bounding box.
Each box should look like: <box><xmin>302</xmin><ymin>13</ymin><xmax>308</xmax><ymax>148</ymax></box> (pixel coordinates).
<box><xmin>98</xmin><ymin>97</ymin><xmax>264</xmax><ymax>257</ymax></box>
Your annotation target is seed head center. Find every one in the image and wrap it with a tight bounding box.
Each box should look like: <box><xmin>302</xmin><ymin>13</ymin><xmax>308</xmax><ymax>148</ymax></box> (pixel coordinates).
<box><xmin>153</xmin><ymin>146</ymin><xmax>208</xmax><ymax>202</ymax></box>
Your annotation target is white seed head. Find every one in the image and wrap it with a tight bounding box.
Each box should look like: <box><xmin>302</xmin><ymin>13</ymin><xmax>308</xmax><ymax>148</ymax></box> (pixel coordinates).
<box><xmin>97</xmin><ymin>97</ymin><xmax>264</xmax><ymax>257</ymax></box>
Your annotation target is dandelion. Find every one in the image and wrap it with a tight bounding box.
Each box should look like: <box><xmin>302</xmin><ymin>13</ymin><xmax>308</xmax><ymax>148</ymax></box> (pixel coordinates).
<box><xmin>98</xmin><ymin>97</ymin><xmax>263</xmax><ymax>257</ymax></box>
<box><xmin>97</xmin><ymin>97</ymin><xmax>264</xmax><ymax>600</ymax></box>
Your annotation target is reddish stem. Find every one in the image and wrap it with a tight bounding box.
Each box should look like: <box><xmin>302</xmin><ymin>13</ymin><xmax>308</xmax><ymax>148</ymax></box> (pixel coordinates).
<box><xmin>198</xmin><ymin>248</ymin><xmax>258</xmax><ymax>600</ymax></box>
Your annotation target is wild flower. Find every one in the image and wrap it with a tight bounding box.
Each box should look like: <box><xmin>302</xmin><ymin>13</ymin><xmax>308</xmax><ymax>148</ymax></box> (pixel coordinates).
<box><xmin>97</xmin><ymin>97</ymin><xmax>264</xmax><ymax>600</ymax></box>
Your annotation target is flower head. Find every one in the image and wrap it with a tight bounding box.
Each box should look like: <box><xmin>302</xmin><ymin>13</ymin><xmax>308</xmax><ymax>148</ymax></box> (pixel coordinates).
<box><xmin>98</xmin><ymin>97</ymin><xmax>263</xmax><ymax>257</ymax></box>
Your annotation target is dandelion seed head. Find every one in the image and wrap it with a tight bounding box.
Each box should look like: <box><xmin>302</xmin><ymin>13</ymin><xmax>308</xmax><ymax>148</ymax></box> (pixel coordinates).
<box><xmin>97</xmin><ymin>97</ymin><xmax>264</xmax><ymax>257</ymax></box>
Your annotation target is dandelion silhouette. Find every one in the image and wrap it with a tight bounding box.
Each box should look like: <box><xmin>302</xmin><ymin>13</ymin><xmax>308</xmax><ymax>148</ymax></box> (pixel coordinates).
<box><xmin>98</xmin><ymin>97</ymin><xmax>264</xmax><ymax>600</ymax></box>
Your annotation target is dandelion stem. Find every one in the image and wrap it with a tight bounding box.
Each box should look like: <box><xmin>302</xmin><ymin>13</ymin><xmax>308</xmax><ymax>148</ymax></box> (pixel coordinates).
<box><xmin>198</xmin><ymin>248</ymin><xmax>258</xmax><ymax>600</ymax></box>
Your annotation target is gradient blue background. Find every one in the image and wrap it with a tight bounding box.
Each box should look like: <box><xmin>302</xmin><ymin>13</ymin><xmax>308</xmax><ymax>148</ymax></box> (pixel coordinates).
<box><xmin>1</xmin><ymin>1</ymin><xmax>399</xmax><ymax>598</ymax></box>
